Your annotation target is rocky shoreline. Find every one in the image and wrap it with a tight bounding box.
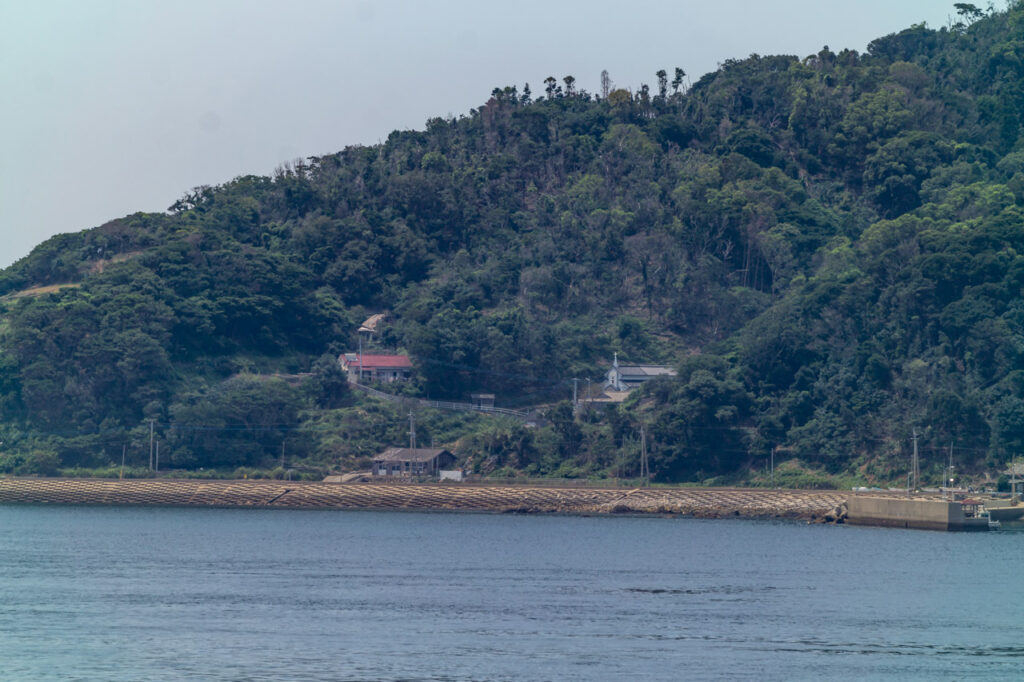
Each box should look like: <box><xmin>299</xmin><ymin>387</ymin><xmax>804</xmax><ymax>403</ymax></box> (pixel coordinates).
<box><xmin>0</xmin><ymin>478</ymin><xmax>849</xmax><ymax>521</ymax></box>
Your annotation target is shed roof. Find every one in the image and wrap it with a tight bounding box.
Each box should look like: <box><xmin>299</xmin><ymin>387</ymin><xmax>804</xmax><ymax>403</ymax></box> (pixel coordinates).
<box><xmin>359</xmin><ymin>313</ymin><xmax>386</xmax><ymax>334</ymax></box>
<box><xmin>616</xmin><ymin>365</ymin><xmax>676</xmax><ymax>378</ymax></box>
<box><xmin>373</xmin><ymin>447</ymin><xmax>452</xmax><ymax>463</ymax></box>
<box><xmin>343</xmin><ymin>354</ymin><xmax>413</xmax><ymax>369</ymax></box>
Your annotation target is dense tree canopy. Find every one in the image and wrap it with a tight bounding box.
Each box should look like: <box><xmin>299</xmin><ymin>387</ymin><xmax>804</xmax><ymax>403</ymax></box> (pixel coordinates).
<box><xmin>4</xmin><ymin>5</ymin><xmax>1024</xmax><ymax>485</ymax></box>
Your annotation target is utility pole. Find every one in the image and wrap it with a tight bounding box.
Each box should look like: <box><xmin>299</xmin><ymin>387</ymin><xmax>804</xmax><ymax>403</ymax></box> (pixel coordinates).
<box><xmin>1013</xmin><ymin>456</ymin><xmax>1018</xmax><ymax>504</ymax></box>
<box><xmin>408</xmin><ymin>411</ymin><xmax>417</xmax><ymax>450</ymax></box>
<box><xmin>911</xmin><ymin>428</ymin><xmax>919</xmax><ymax>493</ymax></box>
<box><xmin>771</xmin><ymin>445</ymin><xmax>776</xmax><ymax>490</ymax></box>
<box><xmin>120</xmin><ymin>444</ymin><xmax>126</xmax><ymax>480</ymax></box>
<box><xmin>914</xmin><ymin>429</ymin><xmax>920</xmax><ymax>492</ymax></box>
<box><xmin>585</xmin><ymin>377</ymin><xmax>591</xmax><ymax>408</ymax></box>
<box><xmin>155</xmin><ymin>441</ymin><xmax>159</xmax><ymax>473</ymax></box>
<box><xmin>281</xmin><ymin>440</ymin><xmax>286</xmax><ymax>469</ymax></box>
<box><xmin>948</xmin><ymin>442</ymin><xmax>954</xmax><ymax>501</ymax></box>
<box><xmin>572</xmin><ymin>378</ymin><xmax>578</xmax><ymax>410</ymax></box>
<box><xmin>358</xmin><ymin>335</ymin><xmax>363</xmax><ymax>383</ymax></box>
<box><xmin>149</xmin><ymin>419</ymin><xmax>155</xmax><ymax>471</ymax></box>
<box><xmin>640</xmin><ymin>424</ymin><xmax>648</xmax><ymax>486</ymax></box>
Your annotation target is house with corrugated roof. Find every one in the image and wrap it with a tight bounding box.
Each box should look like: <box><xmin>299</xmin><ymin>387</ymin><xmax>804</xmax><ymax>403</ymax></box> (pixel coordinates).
<box><xmin>373</xmin><ymin>447</ymin><xmax>456</xmax><ymax>477</ymax></box>
<box><xmin>340</xmin><ymin>353</ymin><xmax>413</xmax><ymax>383</ymax></box>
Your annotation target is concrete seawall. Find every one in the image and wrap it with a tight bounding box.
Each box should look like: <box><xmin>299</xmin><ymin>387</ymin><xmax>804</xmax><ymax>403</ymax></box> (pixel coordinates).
<box><xmin>0</xmin><ymin>478</ymin><xmax>848</xmax><ymax>520</ymax></box>
<box><xmin>846</xmin><ymin>496</ymin><xmax>990</xmax><ymax>531</ymax></box>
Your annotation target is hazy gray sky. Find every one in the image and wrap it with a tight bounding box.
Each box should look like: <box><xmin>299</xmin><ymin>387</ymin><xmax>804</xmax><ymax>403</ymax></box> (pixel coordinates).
<box><xmin>2</xmin><ymin>1</ymin><xmax>954</xmax><ymax>268</ymax></box>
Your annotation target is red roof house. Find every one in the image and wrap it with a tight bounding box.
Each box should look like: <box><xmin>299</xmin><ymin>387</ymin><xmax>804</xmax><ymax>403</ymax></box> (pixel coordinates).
<box><xmin>340</xmin><ymin>353</ymin><xmax>413</xmax><ymax>384</ymax></box>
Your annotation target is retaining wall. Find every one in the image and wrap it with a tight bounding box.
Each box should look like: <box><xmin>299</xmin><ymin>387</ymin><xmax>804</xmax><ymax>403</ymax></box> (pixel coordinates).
<box><xmin>846</xmin><ymin>496</ymin><xmax>988</xmax><ymax>531</ymax></box>
<box><xmin>0</xmin><ymin>478</ymin><xmax>846</xmax><ymax>520</ymax></box>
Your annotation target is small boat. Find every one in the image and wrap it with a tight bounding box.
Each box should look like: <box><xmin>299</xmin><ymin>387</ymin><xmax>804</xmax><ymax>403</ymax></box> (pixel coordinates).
<box><xmin>979</xmin><ymin>510</ymin><xmax>1001</xmax><ymax>530</ymax></box>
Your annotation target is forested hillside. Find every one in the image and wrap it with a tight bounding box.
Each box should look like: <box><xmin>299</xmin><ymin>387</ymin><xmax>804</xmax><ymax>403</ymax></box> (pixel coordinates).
<box><xmin>2</xmin><ymin>4</ymin><xmax>1024</xmax><ymax>485</ymax></box>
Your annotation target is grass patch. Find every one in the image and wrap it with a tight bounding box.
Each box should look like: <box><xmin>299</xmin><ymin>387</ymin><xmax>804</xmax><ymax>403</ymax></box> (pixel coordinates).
<box><xmin>1</xmin><ymin>283</ymin><xmax>81</xmax><ymax>301</ymax></box>
<box><xmin>742</xmin><ymin>459</ymin><xmax>868</xmax><ymax>490</ymax></box>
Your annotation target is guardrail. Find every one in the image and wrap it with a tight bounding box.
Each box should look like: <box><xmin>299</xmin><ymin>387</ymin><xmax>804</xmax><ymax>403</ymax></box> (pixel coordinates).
<box><xmin>347</xmin><ymin>475</ymin><xmax>647</xmax><ymax>489</ymax></box>
<box><xmin>351</xmin><ymin>382</ymin><xmax>535</xmax><ymax>421</ymax></box>
<box><xmin>456</xmin><ymin>477</ymin><xmax>642</xmax><ymax>488</ymax></box>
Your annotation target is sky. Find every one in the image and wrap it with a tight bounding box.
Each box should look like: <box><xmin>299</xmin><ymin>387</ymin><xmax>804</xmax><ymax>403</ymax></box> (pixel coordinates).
<box><xmin>1</xmin><ymin>0</ymin><xmax>955</xmax><ymax>269</ymax></box>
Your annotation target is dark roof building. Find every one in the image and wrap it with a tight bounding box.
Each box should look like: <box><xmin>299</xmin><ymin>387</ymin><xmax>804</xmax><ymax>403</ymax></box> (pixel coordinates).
<box><xmin>372</xmin><ymin>448</ymin><xmax>456</xmax><ymax>477</ymax></box>
<box><xmin>471</xmin><ymin>393</ymin><xmax>495</xmax><ymax>409</ymax></box>
<box><xmin>604</xmin><ymin>352</ymin><xmax>676</xmax><ymax>392</ymax></box>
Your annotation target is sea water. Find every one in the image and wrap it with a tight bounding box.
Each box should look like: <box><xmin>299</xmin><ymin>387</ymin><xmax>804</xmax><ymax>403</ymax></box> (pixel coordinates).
<box><xmin>1</xmin><ymin>505</ymin><xmax>1023</xmax><ymax>681</ymax></box>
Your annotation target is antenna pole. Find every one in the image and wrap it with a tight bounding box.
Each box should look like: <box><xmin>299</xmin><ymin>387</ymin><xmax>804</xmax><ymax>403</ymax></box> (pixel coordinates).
<box><xmin>640</xmin><ymin>424</ymin><xmax>648</xmax><ymax>486</ymax></box>
<box><xmin>1013</xmin><ymin>455</ymin><xmax>1018</xmax><ymax>504</ymax></box>
<box><xmin>948</xmin><ymin>442</ymin><xmax>953</xmax><ymax>501</ymax></box>
<box><xmin>911</xmin><ymin>428</ymin><xmax>919</xmax><ymax>493</ymax></box>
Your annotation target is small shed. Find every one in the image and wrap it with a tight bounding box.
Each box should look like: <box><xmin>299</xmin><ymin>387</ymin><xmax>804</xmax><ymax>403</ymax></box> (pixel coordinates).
<box><xmin>358</xmin><ymin>313</ymin><xmax>387</xmax><ymax>341</ymax></box>
<box><xmin>471</xmin><ymin>393</ymin><xmax>495</xmax><ymax>410</ymax></box>
<box><xmin>373</xmin><ymin>448</ymin><xmax>456</xmax><ymax>477</ymax></box>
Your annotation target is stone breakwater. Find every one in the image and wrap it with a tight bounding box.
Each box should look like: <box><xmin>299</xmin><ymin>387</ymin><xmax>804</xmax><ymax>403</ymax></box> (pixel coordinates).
<box><xmin>0</xmin><ymin>478</ymin><xmax>848</xmax><ymax>521</ymax></box>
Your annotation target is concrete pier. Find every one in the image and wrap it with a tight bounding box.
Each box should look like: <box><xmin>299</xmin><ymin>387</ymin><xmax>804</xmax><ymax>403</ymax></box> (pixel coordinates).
<box><xmin>847</xmin><ymin>496</ymin><xmax>990</xmax><ymax>531</ymax></box>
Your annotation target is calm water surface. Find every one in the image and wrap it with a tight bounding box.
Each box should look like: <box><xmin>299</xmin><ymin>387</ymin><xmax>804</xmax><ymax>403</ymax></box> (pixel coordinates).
<box><xmin>1</xmin><ymin>506</ymin><xmax>1023</xmax><ymax>681</ymax></box>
